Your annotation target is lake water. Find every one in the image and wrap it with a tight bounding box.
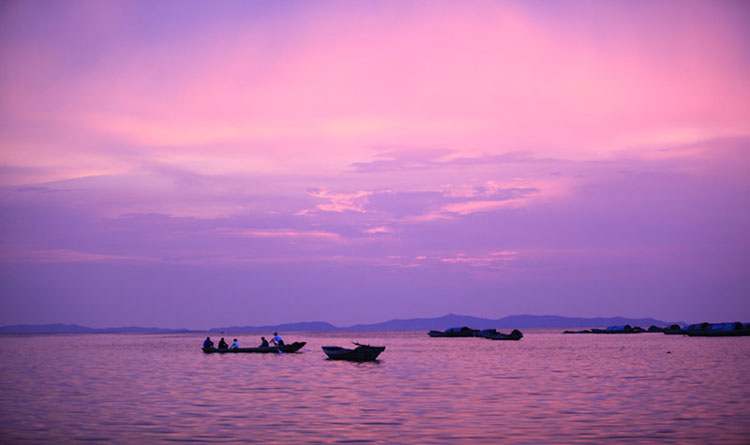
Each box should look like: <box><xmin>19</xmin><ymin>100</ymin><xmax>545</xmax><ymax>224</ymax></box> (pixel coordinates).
<box><xmin>0</xmin><ymin>330</ymin><xmax>748</xmax><ymax>443</ymax></box>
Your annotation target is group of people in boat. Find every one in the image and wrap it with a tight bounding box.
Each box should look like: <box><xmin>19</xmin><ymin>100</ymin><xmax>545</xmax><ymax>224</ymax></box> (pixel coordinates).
<box><xmin>203</xmin><ymin>332</ymin><xmax>285</xmax><ymax>350</ymax></box>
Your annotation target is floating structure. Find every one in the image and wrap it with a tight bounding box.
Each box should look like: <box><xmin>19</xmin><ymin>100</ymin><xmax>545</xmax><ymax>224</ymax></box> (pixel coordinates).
<box><xmin>428</xmin><ymin>327</ymin><xmax>478</xmax><ymax>337</ymax></box>
<box><xmin>564</xmin><ymin>324</ymin><xmax>647</xmax><ymax>334</ymax></box>
<box><xmin>428</xmin><ymin>327</ymin><xmax>523</xmax><ymax>340</ymax></box>
<box><xmin>564</xmin><ymin>322</ymin><xmax>750</xmax><ymax>336</ymax></box>
<box><xmin>322</xmin><ymin>343</ymin><xmax>385</xmax><ymax>361</ymax></box>
<box><xmin>679</xmin><ymin>322</ymin><xmax>750</xmax><ymax>337</ymax></box>
<box><xmin>202</xmin><ymin>342</ymin><xmax>306</xmax><ymax>354</ymax></box>
<box><xmin>477</xmin><ymin>328</ymin><xmax>523</xmax><ymax>340</ymax></box>
<box><xmin>662</xmin><ymin>324</ymin><xmax>685</xmax><ymax>335</ymax></box>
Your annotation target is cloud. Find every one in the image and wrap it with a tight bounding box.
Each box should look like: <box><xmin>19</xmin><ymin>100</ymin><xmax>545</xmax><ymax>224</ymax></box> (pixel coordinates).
<box><xmin>363</xmin><ymin>226</ymin><xmax>391</xmax><ymax>235</ymax></box>
<box><xmin>349</xmin><ymin>148</ymin><xmax>454</xmax><ymax>173</ymax></box>
<box><xmin>0</xmin><ymin>247</ymin><xmax>157</xmax><ymax>264</ymax></box>
<box><xmin>3</xmin><ymin>0</ymin><xmax>748</xmax><ymax>189</ymax></box>
<box><xmin>351</xmin><ymin>149</ymin><xmax>539</xmax><ymax>173</ymax></box>
<box><xmin>305</xmin><ymin>187</ymin><xmax>373</xmax><ymax>213</ymax></box>
<box><xmin>439</xmin><ymin>199</ymin><xmax>527</xmax><ymax>215</ymax></box>
<box><xmin>440</xmin><ymin>250</ymin><xmax>518</xmax><ymax>268</ymax></box>
<box><xmin>229</xmin><ymin>229</ymin><xmax>342</xmax><ymax>241</ymax></box>
<box><xmin>394</xmin><ymin>182</ymin><xmax>540</xmax><ymax>219</ymax></box>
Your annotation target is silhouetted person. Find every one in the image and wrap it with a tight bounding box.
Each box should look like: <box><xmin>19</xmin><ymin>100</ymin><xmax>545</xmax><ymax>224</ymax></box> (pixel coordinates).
<box><xmin>218</xmin><ymin>337</ymin><xmax>228</xmax><ymax>349</ymax></box>
<box><xmin>231</xmin><ymin>338</ymin><xmax>239</xmax><ymax>349</ymax></box>
<box><xmin>271</xmin><ymin>332</ymin><xmax>284</xmax><ymax>346</ymax></box>
<box><xmin>203</xmin><ymin>337</ymin><xmax>214</xmax><ymax>349</ymax></box>
<box><xmin>259</xmin><ymin>337</ymin><xmax>269</xmax><ymax>348</ymax></box>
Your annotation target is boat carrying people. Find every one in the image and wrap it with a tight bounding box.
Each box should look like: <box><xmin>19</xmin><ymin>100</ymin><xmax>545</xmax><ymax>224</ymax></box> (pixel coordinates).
<box><xmin>202</xmin><ymin>341</ymin><xmax>306</xmax><ymax>354</ymax></box>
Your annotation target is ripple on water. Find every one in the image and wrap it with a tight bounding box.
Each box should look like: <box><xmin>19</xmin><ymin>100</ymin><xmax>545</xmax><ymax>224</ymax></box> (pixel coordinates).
<box><xmin>0</xmin><ymin>332</ymin><xmax>748</xmax><ymax>443</ymax></box>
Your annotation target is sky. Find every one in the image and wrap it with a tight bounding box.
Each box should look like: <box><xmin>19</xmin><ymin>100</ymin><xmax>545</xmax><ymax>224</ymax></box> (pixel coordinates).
<box><xmin>0</xmin><ymin>0</ymin><xmax>748</xmax><ymax>329</ymax></box>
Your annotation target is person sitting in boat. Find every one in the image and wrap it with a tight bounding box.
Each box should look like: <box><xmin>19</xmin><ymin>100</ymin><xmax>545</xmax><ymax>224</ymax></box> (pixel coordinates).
<box><xmin>231</xmin><ymin>338</ymin><xmax>239</xmax><ymax>349</ymax></box>
<box><xmin>270</xmin><ymin>332</ymin><xmax>285</xmax><ymax>346</ymax></box>
<box><xmin>218</xmin><ymin>337</ymin><xmax>229</xmax><ymax>349</ymax></box>
<box><xmin>203</xmin><ymin>337</ymin><xmax>214</xmax><ymax>349</ymax></box>
<box><xmin>259</xmin><ymin>337</ymin><xmax>269</xmax><ymax>348</ymax></box>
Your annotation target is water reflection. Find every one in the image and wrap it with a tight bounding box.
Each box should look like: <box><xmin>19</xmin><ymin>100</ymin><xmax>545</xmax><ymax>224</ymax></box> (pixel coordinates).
<box><xmin>0</xmin><ymin>331</ymin><xmax>748</xmax><ymax>443</ymax></box>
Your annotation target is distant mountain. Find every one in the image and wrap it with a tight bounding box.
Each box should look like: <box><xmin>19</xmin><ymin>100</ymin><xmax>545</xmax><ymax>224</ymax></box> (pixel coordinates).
<box><xmin>0</xmin><ymin>323</ymin><xmax>98</xmax><ymax>334</ymax></box>
<box><xmin>345</xmin><ymin>313</ymin><xmax>682</xmax><ymax>330</ymax></box>
<box><xmin>95</xmin><ymin>326</ymin><xmax>194</xmax><ymax>334</ymax></box>
<box><xmin>0</xmin><ymin>314</ymin><xmax>684</xmax><ymax>334</ymax></box>
<box><xmin>0</xmin><ymin>323</ymin><xmax>190</xmax><ymax>334</ymax></box>
<box><xmin>347</xmin><ymin>314</ymin><xmax>495</xmax><ymax>331</ymax></box>
<box><xmin>490</xmin><ymin>315</ymin><xmax>683</xmax><ymax>329</ymax></box>
<box><xmin>210</xmin><ymin>321</ymin><xmax>337</xmax><ymax>333</ymax></box>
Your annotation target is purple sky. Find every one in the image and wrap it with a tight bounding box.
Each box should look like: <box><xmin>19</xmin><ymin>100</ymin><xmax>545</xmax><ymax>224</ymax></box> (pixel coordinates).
<box><xmin>1</xmin><ymin>1</ymin><xmax>749</xmax><ymax>329</ymax></box>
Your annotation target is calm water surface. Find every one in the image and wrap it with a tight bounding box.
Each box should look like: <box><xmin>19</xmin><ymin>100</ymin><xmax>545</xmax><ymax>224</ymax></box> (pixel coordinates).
<box><xmin>0</xmin><ymin>330</ymin><xmax>748</xmax><ymax>443</ymax></box>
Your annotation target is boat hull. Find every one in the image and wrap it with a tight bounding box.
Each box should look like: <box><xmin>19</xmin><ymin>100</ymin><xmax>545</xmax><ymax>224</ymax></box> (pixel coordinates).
<box><xmin>482</xmin><ymin>332</ymin><xmax>523</xmax><ymax>341</ymax></box>
<box><xmin>428</xmin><ymin>332</ymin><xmax>475</xmax><ymax>337</ymax></box>
<box><xmin>684</xmin><ymin>330</ymin><xmax>750</xmax><ymax>337</ymax></box>
<box><xmin>202</xmin><ymin>342</ymin><xmax>306</xmax><ymax>354</ymax></box>
<box><xmin>322</xmin><ymin>345</ymin><xmax>385</xmax><ymax>361</ymax></box>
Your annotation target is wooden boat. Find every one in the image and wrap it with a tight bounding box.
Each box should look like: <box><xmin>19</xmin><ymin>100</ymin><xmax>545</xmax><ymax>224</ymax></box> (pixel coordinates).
<box><xmin>202</xmin><ymin>341</ymin><xmax>306</xmax><ymax>354</ymax></box>
<box><xmin>322</xmin><ymin>343</ymin><xmax>385</xmax><ymax>361</ymax></box>
<box><xmin>481</xmin><ymin>329</ymin><xmax>523</xmax><ymax>341</ymax></box>
<box><xmin>428</xmin><ymin>327</ymin><xmax>478</xmax><ymax>337</ymax></box>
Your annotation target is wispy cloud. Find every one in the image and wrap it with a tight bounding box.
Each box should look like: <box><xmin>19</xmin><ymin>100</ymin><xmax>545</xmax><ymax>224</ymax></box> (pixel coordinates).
<box><xmin>351</xmin><ymin>149</ymin><xmax>538</xmax><ymax>173</ymax></box>
<box><xmin>0</xmin><ymin>247</ymin><xmax>158</xmax><ymax>264</ymax></box>
<box><xmin>305</xmin><ymin>188</ymin><xmax>373</xmax><ymax>213</ymax></box>
<box><xmin>231</xmin><ymin>229</ymin><xmax>342</xmax><ymax>241</ymax></box>
<box><xmin>439</xmin><ymin>199</ymin><xmax>528</xmax><ymax>215</ymax></box>
<box><xmin>363</xmin><ymin>226</ymin><xmax>392</xmax><ymax>235</ymax></box>
<box><xmin>440</xmin><ymin>250</ymin><xmax>518</xmax><ymax>268</ymax></box>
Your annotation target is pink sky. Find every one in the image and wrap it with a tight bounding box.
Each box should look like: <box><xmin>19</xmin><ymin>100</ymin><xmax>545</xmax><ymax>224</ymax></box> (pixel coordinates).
<box><xmin>1</xmin><ymin>0</ymin><xmax>748</xmax><ymax>328</ymax></box>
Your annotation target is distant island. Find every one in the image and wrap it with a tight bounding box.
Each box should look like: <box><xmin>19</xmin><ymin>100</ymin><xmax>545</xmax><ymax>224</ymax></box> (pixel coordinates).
<box><xmin>0</xmin><ymin>313</ymin><xmax>684</xmax><ymax>334</ymax></box>
<box><xmin>0</xmin><ymin>323</ymin><xmax>195</xmax><ymax>335</ymax></box>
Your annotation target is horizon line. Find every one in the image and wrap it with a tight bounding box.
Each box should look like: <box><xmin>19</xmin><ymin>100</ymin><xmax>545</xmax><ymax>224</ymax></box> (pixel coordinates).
<box><xmin>0</xmin><ymin>313</ymin><xmax>694</xmax><ymax>332</ymax></box>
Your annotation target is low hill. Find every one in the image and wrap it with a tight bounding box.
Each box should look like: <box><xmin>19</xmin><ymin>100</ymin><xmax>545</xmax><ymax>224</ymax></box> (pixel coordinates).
<box><xmin>210</xmin><ymin>321</ymin><xmax>337</xmax><ymax>333</ymax></box>
<box><xmin>345</xmin><ymin>313</ymin><xmax>682</xmax><ymax>330</ymax></box>
<box><xmin>0</xmin><ymin>314</ymin><xmax>684</xmax><ymax>334</ymax></box>
<box><xmin>0</xmin><ymin>324</ymin><xmax>189</xmax><ymax>334</ymax></box>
